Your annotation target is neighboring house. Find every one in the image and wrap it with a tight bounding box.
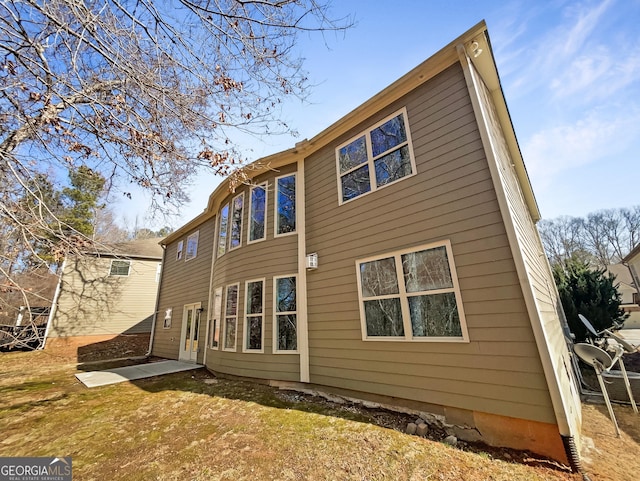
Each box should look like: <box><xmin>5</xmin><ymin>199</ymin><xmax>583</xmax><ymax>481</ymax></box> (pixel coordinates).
<box><xmin>46</xmin><ymin>238</ymin><xmax>163</xmax><ymax>347</ymax></box>
<box><xmin>622</xmin><ymin>245</ymin><xmax>640</xmax><ymax>327</ymax></box>
<box><xmin>151</xmin><ymin>22</ymin><xmax>582</xmax><ymax>466</ymax></box>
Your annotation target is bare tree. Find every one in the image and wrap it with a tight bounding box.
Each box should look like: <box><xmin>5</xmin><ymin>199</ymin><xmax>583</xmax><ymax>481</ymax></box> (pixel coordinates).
<box><xmin>0</xmin><ymin>0</ymin><xmax>351</xmax><ymax>327</ymax></box>
<box><xmin>538</xmin><ymin>205</ymin><xmax>640</xmax><ymax>269</ymax></box>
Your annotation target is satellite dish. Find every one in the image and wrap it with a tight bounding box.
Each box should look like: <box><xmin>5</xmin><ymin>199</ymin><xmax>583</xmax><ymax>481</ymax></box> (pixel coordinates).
<box><xmin>573</xmin><ymin>343</ymin><xmax>620</xmax><ymax>436</ymax></box>
<box><xmin>578</xmin><ymin>314</ymin><xmax>599</xmax><ymax>338</ymax></box>
<box><xmin>573</xmin><ymin>343</ymin><xmax>613</xmax><ymax>370</ymax></box>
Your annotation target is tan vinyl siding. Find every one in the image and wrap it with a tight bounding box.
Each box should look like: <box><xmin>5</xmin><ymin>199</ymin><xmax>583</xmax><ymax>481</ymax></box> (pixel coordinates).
<box><xmin>153</xmin><ymin>217</ymin><xmax>216</xmax><ymax>361</ymax></box>
<box><xmin>304</xmin><ymin>63</ymin><xmax>556</xmax><ymax>424</ymax></box>
<box><xmin>207</xmin><ymin>164</ymin><xmax>300</xmax><ymax>382</ymax></box>
<box><xmin>471</xmin><ymin>63</ymin><xmax>582</xmax><ymax>430</ymax></box>
<box><xmin>49</xmin><ymin>256</ymin><xmax>159</xmax><ymax>337</ymax></box>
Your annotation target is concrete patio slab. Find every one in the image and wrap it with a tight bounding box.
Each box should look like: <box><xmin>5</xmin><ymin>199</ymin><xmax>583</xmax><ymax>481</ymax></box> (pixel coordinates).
<box><xmin>76</xmin><ymin>360</ymin><xmax>203</xmax><ymax>388</ymax></box>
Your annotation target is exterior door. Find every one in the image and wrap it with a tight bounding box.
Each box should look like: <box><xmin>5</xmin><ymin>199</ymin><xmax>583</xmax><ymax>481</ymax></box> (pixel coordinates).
<box><xmin>179</xmin><ymin>303</ymin><xmax>200</xmax><ymax>362</ymax></box>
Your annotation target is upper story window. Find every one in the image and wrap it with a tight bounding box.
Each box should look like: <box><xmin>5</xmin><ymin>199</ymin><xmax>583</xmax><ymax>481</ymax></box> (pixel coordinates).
<box><xmin>185</xmin><ymin>231</ymin><xmax>199</xmax><ymax>261</ymax></box>
<box><xmin>275</xmin><ymin>174</ymin><xmax>296</xmax><ymax>236</ymax></box>
<box><xmin>109</xmin><ymin>259</ymin><xmax>131</xmax><ymax>276</ymax></box>
<box><xmin>336</xmin><ymin>108</ymin><xmax>415</xmax><ymax>204</ymax></box>
<box><xmin>176</xmin><ymin>240</ymin><xmax>184</xmax><ymax>260</ymax></box>
<box><xmin>230</xmin><ymin>193</ymin><xmax>244</xmax><ymax>250</ymax></box>
<box><xmin>248</xmin><ymin>183</ymin><xmax>267</xmax><ymax>243</ymax></box>
<box><xmin>217</xmin><ymin>203</ymin><xmax>229</xmax><ymax>257</ymax></box>
<box><xmin>355</xmin><ymin>240</ymin><xmax>468</xmax><ymax>342</ymax></box>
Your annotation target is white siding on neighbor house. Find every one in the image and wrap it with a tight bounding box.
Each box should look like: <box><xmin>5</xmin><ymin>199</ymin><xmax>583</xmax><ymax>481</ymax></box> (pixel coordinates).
<box><xmin>49</xmin><ymin>256</ymin><xmax>159</xmax><ymax>337</ymax></box>
<box><xmin>467</xmin><ymin>59</ymin><xmax>582</xmax><ymax>435</ymax></box>
<box><xmin>303</xmin><ymin>63</ymin><xmax>556</xmax><ymax>424</ymax></box>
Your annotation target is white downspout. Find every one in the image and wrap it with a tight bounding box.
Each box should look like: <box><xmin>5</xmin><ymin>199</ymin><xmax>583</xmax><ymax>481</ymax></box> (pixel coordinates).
<box><xmin>42</xmin><ymin>259</ymin><xmax>66</xmax><ymax>349</ymax></box>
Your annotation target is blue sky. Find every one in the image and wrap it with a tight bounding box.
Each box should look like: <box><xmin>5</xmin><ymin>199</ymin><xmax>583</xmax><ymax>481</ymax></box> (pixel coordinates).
<box><xmin>119</xmin><ymin>0</ymin><xmax>640</xmax><ymax>228</ymax></box>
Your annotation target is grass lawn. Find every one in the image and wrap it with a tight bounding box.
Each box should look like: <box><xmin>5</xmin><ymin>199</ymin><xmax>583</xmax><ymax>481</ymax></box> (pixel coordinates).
<box><xmin>0</xmin><ymin>349</ymin><xmax>637</xmax><ymax>480</ymax></box>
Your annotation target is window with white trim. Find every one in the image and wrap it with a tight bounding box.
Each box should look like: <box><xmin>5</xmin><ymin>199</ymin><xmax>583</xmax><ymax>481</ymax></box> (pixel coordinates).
<box><xmin>185</xmin><ymin>231</ymin><xmax>199</xmax><ymax>261</ymax></box>
<box><xmin>230</xmin><ymin>193</ymin><xmax>244</xmax><ymax>250</ymax></box>
<box><xmin>155</xmin><ymin>263</ymin><xmax>162</xmax><ymax>283</ymax></box>
<box><xmin>248</xmin><ymin>183</ymin><xmax>267</xmax><ymax>243</ymax></box>
<box><xmin>336</xmin><ymin>108</ymin><xmax>415</xmax><ymax>204</ymax></box>
<box><xmin>244</xmin><ymin>279</ymin><xmax>264</xmax><ymax>352</ymax></box>
<box><xmin>274</xmin><ymin>275</ymin><xmax>297</xmax><ymax>352</ymax></box>
<box><xmin>223</xmin><ymin>283</ymin><xmax>239</xmax><ymax>351</ymax></box>
<box><xmin>275</xmin><ymin>174</ymin><xmax>296</xmax><ymax>236</ymax></box>
<box><xmin>355</xmin><ymin>241</ymin><xmax>467</xmax><ymax>341</ymax></box>
<box><xmin>217</xmin><ymin>203</ymin><xmax>229</xmax><ymax>257</ymax></box>
<box><xmin>109</xmin><ymin>260</ymin><xmax>131</xmax><ymax>276</ymax></box>
<box><xmin>210</xmin><ymin>287</ymin><xmax>222</xmax><ymax>349</ymax></box>
<box><xmin>176</xmin><ymin>240</ymin><xmax>184</xmax><ymax>260</ymax></box>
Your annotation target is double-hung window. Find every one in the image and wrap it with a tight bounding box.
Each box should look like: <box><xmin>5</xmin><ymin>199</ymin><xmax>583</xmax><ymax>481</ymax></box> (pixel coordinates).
<box><xmin>275</xmin><ymin>174</ymin><xmax>296</xmax><ymax>236</ymax></box>
<box><xmin>109</xmin><ymin>260</ymin><xmax>131</xmax><ymax>276</ymax></box>
<box><xmin>248</xmin><ymin>183</ymin><xmax>267</xmax><ymax>243</ymax></box>
<box><xmin>244</xmin><ymin>279</ymin><xmax>265</xmax><ymax>352</ymax></box>
<box><xmin>185</xmin><ymin>231</ymin><xmax>199</xmax><ymax>261</ymax></box>
<box><xmin>274</xmin><ymin>275</ymin><xmax>297</xmax><ymax>352</ymax></box>
<box><xmin>176</xmin><ymin>240</ymin><xmax>184</xmax><ymax>260</ymax></box>
<box><xmin>356</xmin><ymin>240</ymin><xmax>468</xmax><ymax>342</ymax></box>
<box><xmin>223</xmin><ymin>283</ymin><xmax>239</xmax><ymax>351</ymax></box>
<box><xmin>336</xmin><ymin>108</ymin><xmax>415</xmax><ymax>204</ymax></box>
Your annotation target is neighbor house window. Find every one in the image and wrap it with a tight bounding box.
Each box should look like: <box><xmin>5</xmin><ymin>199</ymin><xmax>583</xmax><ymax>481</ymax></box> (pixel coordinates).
<box><xmin>230</xmin><ymin>193</ymin><xmax>244</xmax><ymax>250</ymax></box>
<box><xmin>217</xmin><ymin>203</ymin><xmax>229</xmax><ymax>257</ymax></box>
<box><xmin>274</xmin><ymin>275</ymin><xmax>297</xmax><ymax>352</ymax></box>
<box><xmin>244</xmin><ymin>279</ymin><xmax>265</xmax><ymax>352</ymax></box>
<box><xmin>248</xmin><ymin>183</ymin><xmax>267</xmax><ymax>243</ymax></box>
<box><xmin>155</xmin><ymin>263</ymin><xmax>162</xmax><ymax>283</ymax></box>
<box><xmin>176</xmin><ymin>240</ymin><xmax>184</xmax><ymax>260</ymax></box>
<box><xmin>223</xmin><ymin>283</ymin><xmax>239</xmax><ymax>351</ymax></box>
<box><xmin>109</xmin><ymin>260</ymin><xmax>131</xmax><ymax>276</ymax></box>
<box><xmin>185</xmin><ymin>231</ymin><xmax>199</xmax><ymax>261</ymax></box>
<box><xmin>336</xmin><ymin>108</ymin><xmax>415</xmax><ymax>204</ymax></box>
<box><xmin>355</xmin><ymin>240</ymin><xmax>467</xmax><ymax>341</ymax></box>
<box><xmin>275</xmin><ymin>174</ymin><xmax>296</xmax><ymax>236</ymax></box>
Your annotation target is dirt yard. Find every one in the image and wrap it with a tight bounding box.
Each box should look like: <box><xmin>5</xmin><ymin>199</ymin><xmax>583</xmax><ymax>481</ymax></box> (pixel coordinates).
<box><xmin>0</xmin><ymin>347</ymin><xmax>638</xmax><ymax>481</ymax></box>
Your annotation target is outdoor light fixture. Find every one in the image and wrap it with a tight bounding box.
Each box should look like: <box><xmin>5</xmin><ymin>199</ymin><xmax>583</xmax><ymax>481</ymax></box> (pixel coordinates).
<box><xmin>305</xmin><ymin>253</ymin><xmax>318</xmax><ymax>270</ymax></box>
<box><xmin>470</xmin><ymin>40</ymin><xmax>483</xmax><ymax>58</ymax></box>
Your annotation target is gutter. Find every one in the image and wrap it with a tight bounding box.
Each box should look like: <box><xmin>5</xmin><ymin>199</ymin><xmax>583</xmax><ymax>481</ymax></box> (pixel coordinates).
<box><xmin>146</xmin><ymin>244</ymin><xmax>167</xmax><ymax>356</ymax></box>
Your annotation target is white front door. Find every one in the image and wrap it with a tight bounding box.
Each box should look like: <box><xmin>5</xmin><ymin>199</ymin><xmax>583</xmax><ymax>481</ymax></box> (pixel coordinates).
<box><xmin>179</xmin><ymin>303</ymin><xmax>200</xmax><ymax>362</ymax></box>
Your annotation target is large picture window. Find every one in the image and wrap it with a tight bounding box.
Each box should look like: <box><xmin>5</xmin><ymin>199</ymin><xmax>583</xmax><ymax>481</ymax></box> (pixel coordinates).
<box><xmin>244</xmin><ymin>279</ymin><xmax>265</xmax><ymax>352</ymax></box>
<box><xmin>355</xmin><ymin>240</ymin><xmax>468</xmax><ymax>342</ymax></box>
<box><xmin>336</xmin><ymin>108</ymin><xmax>415</xmax><ymax>204</ymax></box>
<box><xmin>275</xmin><ymin>174</ymin><xmax>296</xmax><ymax>236</ymax></box>
<box><xmin>274</xmin><ymin>275</ymin><xmax>297</xmax><ymax>352</ymax></box>
<box><xmin>223</xmin><ymin>283</ymin><xmax>239</xmax><ymax>351</ymax></box>
<box><xmin>217</xmin><ymin>203</ymin><xmax>229</xmax><ymax>257</ymax></box>
<box><xmin>248</xmin><ymin>183</ymin><xmax>267</xmax><ymax>243</ymax></box>
<box><xmin>230</xmin><ymin>193</ymin><xmax>244</xmax><ymax>250</ymax></box>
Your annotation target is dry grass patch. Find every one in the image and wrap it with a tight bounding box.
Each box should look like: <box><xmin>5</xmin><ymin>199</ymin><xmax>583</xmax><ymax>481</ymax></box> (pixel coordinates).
<box><xmin>0</xmin><ymin>350</ymin><xmax>636</xmax><ymax>480</ymax></box>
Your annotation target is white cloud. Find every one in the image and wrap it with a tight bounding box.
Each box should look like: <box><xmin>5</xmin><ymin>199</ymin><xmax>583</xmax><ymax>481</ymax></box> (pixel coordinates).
<box><xmin>522</xmin><ymin>110</ymin><xmax>639</xmax><ymax>188</ymax></box>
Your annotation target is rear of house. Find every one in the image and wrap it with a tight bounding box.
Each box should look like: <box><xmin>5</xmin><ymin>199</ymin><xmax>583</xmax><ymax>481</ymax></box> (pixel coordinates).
<box><xmin>46</xmin><ymin>238</ymin><xmax>162</xmax><ymax>348</ymax></box>
<box><xmin>151</xmin><ymin>22</ymin><xmax>582</xmax><ymax>466</ymax></box>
